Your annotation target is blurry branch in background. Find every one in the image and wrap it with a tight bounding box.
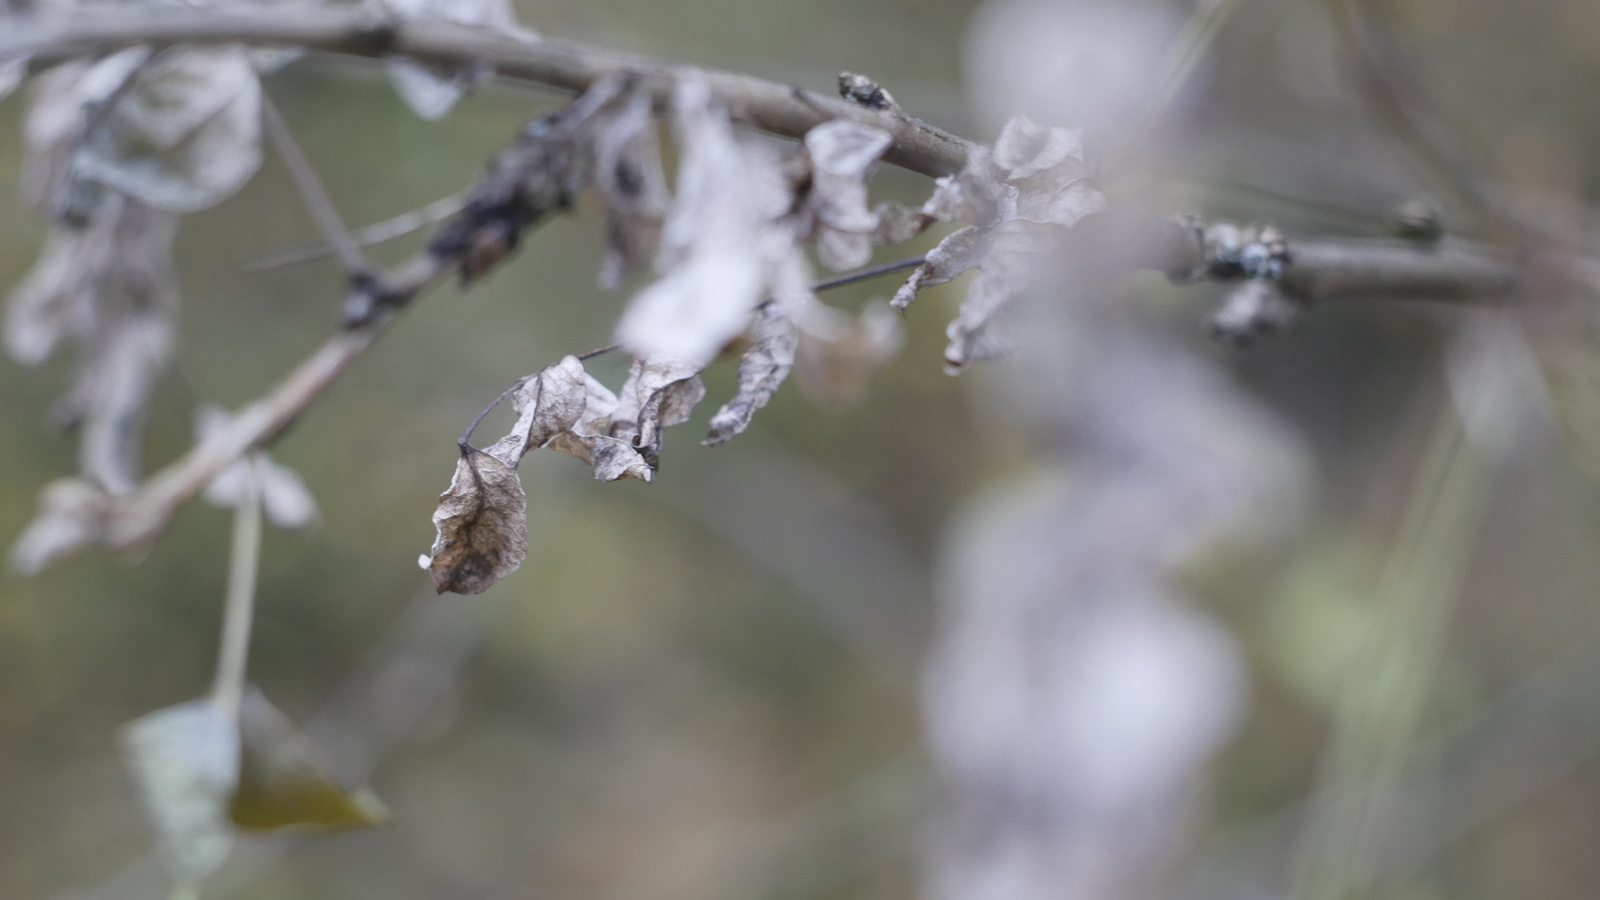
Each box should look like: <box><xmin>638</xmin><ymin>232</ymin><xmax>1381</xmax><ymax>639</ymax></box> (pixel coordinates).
<box><xmin>259</xmin><ymin>96</ymin><xmax>372</xmax><ymax>278</ymax></box>
<box><xmin>0</xmin><ymin>6</ymin><xmax>975</xmax><ymax>178</ymax></box>
<box><xmin>1285</xmin><ymin>408</ymin><xmax>1494</xmax><ymax>900</ymax></box>
<box><xmin>241</xmin><ymin>191</ymin><xmax>468</xmax><ymax>271</ymax></box>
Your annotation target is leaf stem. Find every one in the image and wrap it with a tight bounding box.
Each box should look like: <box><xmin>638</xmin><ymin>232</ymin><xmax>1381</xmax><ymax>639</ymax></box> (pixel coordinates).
<box><xmin>211</xmin><ymin>457</ymin><xmax>261</xmax><ymax>719</ymax></box>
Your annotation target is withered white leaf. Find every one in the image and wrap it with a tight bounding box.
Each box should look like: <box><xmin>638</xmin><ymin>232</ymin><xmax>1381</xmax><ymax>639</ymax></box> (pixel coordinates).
<box><xmin>614</xmin><ymin>357</ymin><xmax>706</xmax><ymax>467</ymax></box>
<box><xmin>872</xmin><ymin>201</ymin><xmax>931</xmax><ymax>246</ymax></box>
<box><xmin>482</xmin><ymin>355</ymin><xmax>590</xmax><ymax>462</ymax></box>
<box><xmin>196</xmin><ymin>406</ymin><xmax>319</xmax><ymax>531</ymax></box>
<box><xmin>123</xmin><ymin>699</ymin><xmax>240</xmax><ymax>889</ymax></box>
<box><xmin>231</xmin><ymin>688</ymin><xmax>388</xmax><ymax>831</ymax></box>
<box><xmin>795</xmin><ymin>300</ymin><xmax>904</xmax><ymax>407</ymax></box>
<box><xmin>424</xmin><ymin>356</ymin><xmax>589</xmax><ymax>593</ymax></box>
<box><xmin>993</xmin><ymin>117</ymin><xmax>1104</xmax><ymax>227</ymax></box>
<box><xmin>890</xmin><ymin>225</ymin><xmax>988</xmax><ymax>311</ymax></box>
<box><xmin>7</xmin><ymin>195</ymin><xmax>180</xmax><ymax>494</ymax></box>
<box><xmin>804</xmin><ymin>120</ymin><xmax>892</xmax><ymax>271</ymax></box>
<box><xmin>920</xmin><ymin>145</ymin><xmax>1015</xmax><ymax>227</ymax></box>
<box><xmin>424</xmin><ymin>446</ymin><xmax>526</xmax><ymax>595</ymax></box>
<box><xmin>9</xmin><ymin>477</ymin><xmax>112</xmax><ymax>575</ymax></box>
<box><xmin>73</xmin><ymin>45</ymin><xmax>264</xmax><ymax>212</ymax></box>
<box><xmin>893</xmin><ymin>116</ymin><xmax>1105</xmax><ymax>366</ymax></box>
<box><xmin>705</xmin><ymin>304</ymin><xmax>800</xmax><ymax>445</ymax></box>
<box><xmin>372</xmin><ymin>0</ymin><xmax>531</xmax><ymax>119</ymax></box>
<box><xmin>943</xmin><ymin>220</ymin><xmax>1051</xmax><ymax>374</ymax></box>
<box><xmin>592</xmin><ymin>89</ymin><xmax>671</xmax><ymax>288</ymax></box>
<box><xmin>22</xmin><ymin>47</ymin><xmax>152</xmax><ymax>211</ymax></box>
<box><xmin>614</xmin><ymin>78</ymin><xmax>790</xmax><ymax>367</ymax></box>
<box><xmin>545</xmin><ymin>373</ymin><xmax>652</xmax><ymax>482</ymax></box>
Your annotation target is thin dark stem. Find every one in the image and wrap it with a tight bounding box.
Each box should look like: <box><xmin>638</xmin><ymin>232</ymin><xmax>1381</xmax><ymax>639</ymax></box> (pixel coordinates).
<box><xmin>460</xmin><ymin>378</ymin><xmax>526</xmax><ymax>450</ymax></box>
<box><xmin>261</xmin><ymin>94</ymin><xmax>371</xmax><ymax>276</ymax></box>
<box><xmin>810</xmin><ymin>253</ymin><xmax>928</xmax><ymax>293</ymax></box>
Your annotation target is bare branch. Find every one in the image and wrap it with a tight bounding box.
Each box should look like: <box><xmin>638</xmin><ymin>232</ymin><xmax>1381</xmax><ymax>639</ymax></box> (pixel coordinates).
<box><xmin>2</xmin><ymin>6</ymin><xmax>974</xmax><ymax>178</ymax></box>
<box><xmin>260</xmin><ymin>95</ymin><xmax>370</xmax><ymax>277</ymax></box>
<box><xmin>242</xmin><ymin>191</ymin><xmax>466</xmax><ymax>271</ymax></box>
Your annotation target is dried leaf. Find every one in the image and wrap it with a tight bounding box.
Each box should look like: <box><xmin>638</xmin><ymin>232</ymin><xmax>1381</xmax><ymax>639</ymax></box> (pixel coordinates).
<box><xmin>804</xmin><ymin>120</ymin><xmax>891</xmax><ymax>271</ymax></box>
<box><xmin>795</xmin><ymin>301</ymin><xmax>903</xmax><ymax>406</ymax></box>
<box><xmin>613</xmin><ymin>357</ymin><xmax>706</xmax><ymax>468</ymax></box>
<box><xmin>197</xmin><ymin>406</ymin><xmax>320</xmax><ymax>531</ymax></box>
<box><xmin>22</xmin><ymin>48</ymin><xmax>152</xmax><ymax>212</ymax></box>
<box><xmin>920</xmin><ymin>145</ymin><xmax>1015</xmax><ymax>227</ymax></box>
<box><xmin>705</xmin><ymin>304</ymin><xmax>800</xmax><ymax>445</ymax></box>
<box><xmin>73</xmin><ymin>45</ymin><xmax>263</xmax><ymax>212</ymax></box>
<box><xmin>614</xmin><ymin>78</ymin><xmax>791</xmax><ymax>367</ymax></box>
<box><xmin>482</xmin><ymin>356</ymin><xmax>590</xmax><ymax>463</ymax></box>
<box><xmin>230</xmin><ymin>688</ymin><xmax>388</xmax><ymax>831</ymax></box>
<box><xmin>890</xmin><ymin>225</ymin><xmax>988</xmax><ymax>311</ymax></box>
<box><xmin>9</xmin><ymin>477</ymin><xmax>112</xmax><ymax>575</ymax></box>
<box><xmin>123</xmin><ymin>699</ymin><xmax>239</xmax><ymax>888</ymax></box>
<box><xmin>894</xmin><ymin>116</ymin><xmax>1105</xmax><ymax>369</ymax></box>
<box><xmin>7</xmin><ymin>195</ymin><xmax>180</xmax><ymax>493</ymax></box>
<box><xmin>423</xmin><ymin>447</ymin><xmax>526</xmax><ymax>595</ymax></box>
<box><xmin>592</xmin><ymin>89</ymin><xmax>670</xmax><ymax>287</ymax></box>
<box><xmin>872</xmin><ymin>201</ymin><xmax>931</xmax><ymax>246</ymax></box>
<box><xmin>943</xmin><ymin>220</ymin><xmax>1049</xmax><ymax>374</ymax></box>
<box><xmin>373</xmin><ymin>0</ymin><xmax>530</xmax><ymax>119</ymax></box>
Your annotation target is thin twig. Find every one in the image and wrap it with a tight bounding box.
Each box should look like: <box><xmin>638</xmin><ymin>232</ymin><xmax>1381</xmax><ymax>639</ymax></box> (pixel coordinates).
<box><xmin>460</xmin><ymin>378</ymin><xmax>526</xmax><ymax>450</ymax></box>
<box><xmin>242</xmin><ymin>191</ymin><xmax>467</xmax><ymax>271</ymax></box>
<box><xmin>211</xmin><ymin>457</ymin><xmax>261</xmax><ymax>720</ymax></box>
<box><xmin>4</xmin><ymin>6</ymin><xmax>975</xmax><ymax>179</ymax></box>
<box><xmin>570</xmin><ymin>253</ymin><xmax>930</xmax><ymax>363</ymax></box>
<box><xmin>260</xmin><ymin>95</ymin><xmax>370</xmax><ymax>277</ymax></box>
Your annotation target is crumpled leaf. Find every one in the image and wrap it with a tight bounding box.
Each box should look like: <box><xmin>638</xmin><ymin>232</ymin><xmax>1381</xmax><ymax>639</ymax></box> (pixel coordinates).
<box><xmin>890</xmin><ymin>115</ymin><xmax>1106</xmax><ymax>369</ymax></box>
<box><xmin>424</xmin><ymin>357</ymin><xmax>590</xmax><ymax>593</ymax></box>
<box><xmin>943</xmin><ymin>220</ymin><xmax>1055</xmax><ymax>374</ymax></box>
<box><xmin>123</xmin><ymin>699</ymin><xmax>240</xmax><ymax>889</ymax></box>
<box><xmin>230</xmin><ymin>688</ymin><xmax>388</xmax><ymax>831</ymax></box>
<box><xmin>547</xmin><ymin>357</ymin><xmax>704</xmax><ymax>480</ymax></box>
<box><xmin>197</xmin><ymin>406</ymin><xmax>320</xmax><ymax>531</ymax></box>
<box><xmin>422</xmin><ymin>80</ymin><xmax>617</xmax><ymax>291</ymax></box>
<box><xmin>592</xmin><ymin>88</ymin><xmax>671</xmax><ymax>287</ymax></box>
<box><xmin>611</xmin><ymin>357</ymin><xmax>706</xmax><ymax>469</ymax></box>
<box><xmin>9</xmin><ymin>477</ymin><xmax>113</xmax><ymax>575</ymax></box>
<box><xmin>872</xmin><ymin>201</ymin><xmax>932</xmax><ymax>246</ymax></box>
<box><xmin>423</xmin><ymin>447</ymin><xmax>526</xmax><ymax>595</ymax></box>
<box><xmin>6</xmin><ymin>194</ymin><xmax>180</xmax><ymax>494</ymax></box>
<box><xmin>795</xmin><ymin>300</ymin><xmax>904</xmax><ymax>406</ymax></box>
<box><xmin>483</xmin><ymin>355</ymin><xmax>591</xmax><ymax>462</ymax></box>
<box><xmin>546</xmin><ymin>373</ymin><xmax>649</xmax><ymax>482</ymax></box>
<box><xmin>371</xmin><ymin>0</ymin><xmax>531</xmax><ymax>119</ymax></box>
<box><xmin>705</xmin><ymin>304</ymin><xmax>800</xmax><ymax>445</ymax></box>
<box><xmin>803</xmin><ymin>120</ymin><xmax>892</xmax><ymax>271</ymax></box>
<box><xmin>72</xmin><ymin>45</ymin><xmax>264</xmax><ymax>212</ymax></box>
<box><xmin>890</xmin><ymin>225</ymin><xmax>988</xmax><ymax>311</ymax></box>
<box><xmin>22</xmin><ymin>47</ymin><xmax>152</xmax><ymax>212</ymax></box>
<box><xmin>614</xmin><ymin>78</ymin><xmax>794</xmax><ymax>367</ymax></box>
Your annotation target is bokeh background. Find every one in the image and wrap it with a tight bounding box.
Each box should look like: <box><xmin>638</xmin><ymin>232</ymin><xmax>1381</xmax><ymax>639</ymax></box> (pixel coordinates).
<box><xmin>6</xmin><ymin>1</ymin><xmax>1600</xmax><ymax>899</ymax></box>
